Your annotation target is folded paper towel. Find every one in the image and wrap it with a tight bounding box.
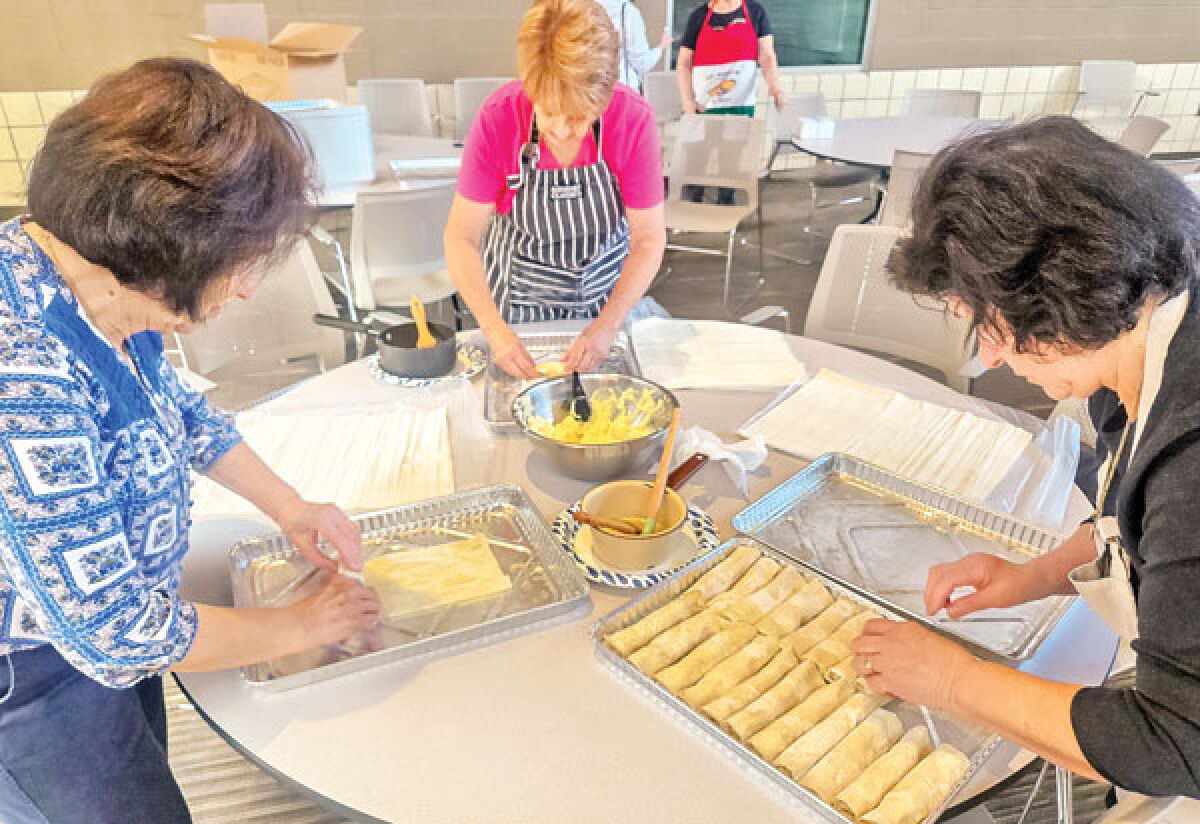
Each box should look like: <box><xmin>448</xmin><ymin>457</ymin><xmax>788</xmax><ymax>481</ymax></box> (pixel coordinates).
<box><xmin>655</xmin><ymin>426</ymin><xmax>767</xmax><ymax>499</ymax></box>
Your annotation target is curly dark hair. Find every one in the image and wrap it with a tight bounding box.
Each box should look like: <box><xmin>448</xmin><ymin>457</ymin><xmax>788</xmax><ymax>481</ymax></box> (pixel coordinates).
<box><xmin>887</xmin><ymin>115</ymin><xmax>1200</xmax><ymax>353</ymax></box>
<box><xmin>27</xmin><ymin>58</ymin><xmax>316</xmax><ymax>319</ymax></box>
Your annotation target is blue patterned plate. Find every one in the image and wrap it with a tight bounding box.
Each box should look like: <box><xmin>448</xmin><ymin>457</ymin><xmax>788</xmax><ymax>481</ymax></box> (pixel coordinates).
<box><xmin>366</xmin><ymin>344</ymin><xmax>486</xmax><ymax>388</ymax></box>
<box><xmin>551</xmin><ymin>502</ymin><xmax>719</xmax><ymax>589</ymax></box>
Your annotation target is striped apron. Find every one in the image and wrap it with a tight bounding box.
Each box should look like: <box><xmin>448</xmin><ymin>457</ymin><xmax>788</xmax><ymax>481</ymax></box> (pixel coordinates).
<box><xmin>481</xmin><ymin>116</ymin><xmax>631</xmax><ymax>324</ymax></box>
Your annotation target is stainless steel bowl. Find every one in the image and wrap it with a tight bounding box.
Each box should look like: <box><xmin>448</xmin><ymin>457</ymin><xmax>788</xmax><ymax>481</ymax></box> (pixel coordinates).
<box><xmin>512</xmin><ymin>374</ymin><xmax>680</xmax><ymax>482</ymax></box>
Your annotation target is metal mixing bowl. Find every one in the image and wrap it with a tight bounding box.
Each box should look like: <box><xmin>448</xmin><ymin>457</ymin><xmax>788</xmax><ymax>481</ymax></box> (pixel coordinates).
<box><xmin>511</xmin><ymin>374</ymin><xmax>680</xmax><ymax>482</ymax></box>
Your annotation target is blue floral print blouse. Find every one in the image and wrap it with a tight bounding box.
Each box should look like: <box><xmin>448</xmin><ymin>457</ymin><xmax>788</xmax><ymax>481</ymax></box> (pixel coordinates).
<box><xmin>0</xmin><ymin>218</ymin><xmax>242</xmax><ymax>687</ymax></box>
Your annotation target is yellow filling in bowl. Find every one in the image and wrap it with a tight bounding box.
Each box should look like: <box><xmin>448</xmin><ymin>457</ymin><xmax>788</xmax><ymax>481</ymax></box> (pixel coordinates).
<box><xmin>528</xmin><ymin>387</ymin><xmax>666</xmax><ymax>444</ymax></box>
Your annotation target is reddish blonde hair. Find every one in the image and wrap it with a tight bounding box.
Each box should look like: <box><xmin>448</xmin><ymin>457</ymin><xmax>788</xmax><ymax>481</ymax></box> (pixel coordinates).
<box><xmin>517</xmin><ymin>0</ymin><xmax>619</xmax><ymax>122</ymax></box>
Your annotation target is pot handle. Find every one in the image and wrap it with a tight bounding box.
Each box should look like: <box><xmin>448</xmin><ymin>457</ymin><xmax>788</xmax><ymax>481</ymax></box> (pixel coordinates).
<box><xmin>312</xmin><ymin>314</ymin><xmax>376</xmax><ymax>335</ymax></box>
<box><xmin>667</xmin><ymin>453</ymin><xmax>709</xmax><ymax>490</ymax></box>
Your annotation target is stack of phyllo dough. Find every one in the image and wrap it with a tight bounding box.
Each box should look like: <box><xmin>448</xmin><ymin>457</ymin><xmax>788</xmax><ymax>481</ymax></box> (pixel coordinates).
<box><xmin>605</xmin><ymin>544</ymin><xmax>970</xmax><ymax>824</ymax></box>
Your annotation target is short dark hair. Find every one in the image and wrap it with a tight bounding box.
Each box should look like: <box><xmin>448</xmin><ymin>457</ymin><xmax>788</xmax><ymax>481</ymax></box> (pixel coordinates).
<box><xmin>27</xmin><ymin>58</ymin><xmax>316</xmax><ymax>319</ymax></box>
<box><xmin>887</xmin><ymin>115</ymin><xmax>1200</xmax><ymax>353</ymax></box>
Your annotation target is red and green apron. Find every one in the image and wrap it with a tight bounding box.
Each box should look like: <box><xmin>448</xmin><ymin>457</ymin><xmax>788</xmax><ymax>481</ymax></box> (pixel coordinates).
<box><xmin>691</xmin><ymin>0</ymin><xmax>759</xmax><ymax>116</ymax></box>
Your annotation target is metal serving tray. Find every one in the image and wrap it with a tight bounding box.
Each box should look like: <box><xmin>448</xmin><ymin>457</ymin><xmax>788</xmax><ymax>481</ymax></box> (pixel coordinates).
<box><xmin>592</xmin><ymin>536</ymin><xmax>999</xmax><ymax>824</ymax></box>
<box><xmin>483</xmin><ymin>330</ymin><xmax>643</xmax><ymax>428</ymax></box>
<box><xmin>733</xmin><ymin>453</ymin><xmax>1073</xmax><ymax>660</ymax></box>
<box><xmin>229</xmin><ymin>484</ymin><xmax>590</xmax><ymax>691</ymax></box>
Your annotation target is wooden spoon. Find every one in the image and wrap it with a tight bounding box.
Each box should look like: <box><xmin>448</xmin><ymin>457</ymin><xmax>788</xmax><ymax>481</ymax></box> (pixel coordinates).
<box><xmin>572</xmin><ymin>509</ymin><xmax>641</xmax><ymax>535</ymax></box>
<box><xmin>639</xmin><ymin>407</ymin><xmax>682</xmax><ymax>535</ymax></box>
<box><xmin>410</xmin><ymin>294</ymin><xmax>436</xmax><ymax>350</ymax></box>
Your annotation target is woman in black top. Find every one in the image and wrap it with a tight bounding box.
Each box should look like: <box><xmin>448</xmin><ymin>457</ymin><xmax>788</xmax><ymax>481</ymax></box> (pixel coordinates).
<box><xmin>851</xmin><ymin>116</ymin><xmax>1200</xmax><ymax>797</ymax></box>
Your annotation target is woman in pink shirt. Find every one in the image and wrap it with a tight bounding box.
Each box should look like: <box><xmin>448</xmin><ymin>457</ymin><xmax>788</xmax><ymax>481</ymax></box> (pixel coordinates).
<box><xmin>444</xmin><ymin>0</ymin><xmax>667</xmax><ymax>378</ymax></box>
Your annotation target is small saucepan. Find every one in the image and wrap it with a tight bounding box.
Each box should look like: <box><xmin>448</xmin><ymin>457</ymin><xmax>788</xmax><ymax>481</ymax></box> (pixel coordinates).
<box><xmin>313</xmin><ymin>314</ymin><xmax>457</xmax><ymax>378</ymax></box>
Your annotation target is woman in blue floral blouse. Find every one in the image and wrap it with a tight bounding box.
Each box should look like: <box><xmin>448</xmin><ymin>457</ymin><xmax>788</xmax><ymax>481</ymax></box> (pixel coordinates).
<box><xmin>0</xmin><ymin>59</ymin><xmax>380</xmax><ymax>823</ymax></box>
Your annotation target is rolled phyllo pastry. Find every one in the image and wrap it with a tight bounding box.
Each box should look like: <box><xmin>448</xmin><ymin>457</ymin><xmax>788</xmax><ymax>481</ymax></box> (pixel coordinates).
<box><xmin>701</xmin><ymin>646</ymin><xmax>798</xmax><ymax>724</ymax></box>
<box><xmin>828</xmin><ymin>609</ymin><xmax>883</xmax><ymax>646</ymax></box>
<box><xmin>786</xmin><ymin>599</ymin><xmax>862</xmax><ymax>656</ymax></box>
<box><xmin>801</xmin><ymin>638</ymin><xmax>853</xmax><ymax>677</ymax></box>
<box><xmin>833</xmin><ymin>727</ymin><xmax>933</xmax><ymax>820</ymax></box>
<box><xmin>749</xmin><ymin>677</ymin><xmax>856</xmax><ymax>761</ymax></box>
<box><xmin>799</xmin><ymin>708</ymin><xmax>904</xmax><ymax>802</ymax></box>
<box><xmin>655</xmin><ymin>623</ymin><xmax>758</xmax><ymax>692</ymax></box>
<box><xmin>757</xmin><ymin>579</ymin><xmax>834</xmax><ymax>638</ymax></box>
<box><xmin>688</xmin><ymin>545</ymin><xmax>761</xmax><ymax>600</ymax></box>
<box><xmin>727</xmin><ymin>557</ymin><xmax>783</xmax><ymax>596</ymax></box>
<box><xmin>726</xmin><ymin>659</ymin><xmax>825</xmax><ymax>741</ymax></box>
<box><xmin>628</xmin><ymin>610</ymin><xmax>729</xmax><ymax>675</ymax></box>
<box><xmin>774</xmin><ymin>692</ymin><xmax>888</xmax><ymax>779</ymax></box>
<box><xmin>681</xmin><ymin>635</ymin><xmax>780</xmax><ymax>708</ymax></box>
<box><xmin>607</xmin><ymin>590</ymin><xmax>705</xmax><ymax>656</ymax></box>
<box><xmin>861</xmin><ymin>743</ymin><xmax>971</xmax><ymax>824</ymax></box>
<box><xmin>715</xmin><ymin>568</ymin><xmax>808</xmax><ymax>624</ymax></box>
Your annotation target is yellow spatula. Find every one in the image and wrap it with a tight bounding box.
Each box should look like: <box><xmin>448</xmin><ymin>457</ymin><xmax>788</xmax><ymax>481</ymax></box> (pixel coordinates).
<box><xmin>410</xmin><ymin>294</ymin><xmax>437</xmax><ymax>350</ymax></box>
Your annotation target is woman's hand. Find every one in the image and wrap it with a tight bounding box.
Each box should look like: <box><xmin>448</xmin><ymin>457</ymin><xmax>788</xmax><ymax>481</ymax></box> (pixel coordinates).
<box><xmin>486</xmin><ymin>322</ymin><xmax>539</xmax><ymax>378</ymax></box>
<box><xmin>925</xmin><ymin>553</ymin><xmax>1040</xmax><ymax>619</ymax></box>
<box><xmin>851</xmin><ymin>619</ymin><xmax>979</xmax><ymax>712</ymax></box>
<box><xmin>563</xmin><ymin>321</ymin><xmax>619</xmax><ymax>373</ymax></box>
<box><xmin>275</xmin><ymin>498</ymin><xmax>362</xmax><ymax>572</ymax></box>
<box><xmin>659</xmin><ymin>27</ymin><xmax>672</xmax><ymax>52</ymax></box>
<box><xmin>683</xmin><ymin>98</ymin><xmax>705</xmax><ymax>115</ymax></box>
<box><xmin>769</xmin><ymin>85</ymin><xmax>786</xmax><ymax>111</ymax></box>
<box><xmin>288</xmin><ymin>574</ymin><xmax>381</xmax><ymax>650</ymax></box>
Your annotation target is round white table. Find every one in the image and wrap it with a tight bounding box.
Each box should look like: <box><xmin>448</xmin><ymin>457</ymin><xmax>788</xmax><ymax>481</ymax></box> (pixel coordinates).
<box><xmin>791</xmin><ymin>115</ymin><xmax>999</xmax><ymax>170</ymax></box>
<box><xmin>176</xmin><ymin>322</ymin><xmax>1116</xmax><ymax>824</ymax></box>
<box><xmin>320</xmin><ymin>134</ymin><xmax>462</xmax><ymax>209</ymax></box>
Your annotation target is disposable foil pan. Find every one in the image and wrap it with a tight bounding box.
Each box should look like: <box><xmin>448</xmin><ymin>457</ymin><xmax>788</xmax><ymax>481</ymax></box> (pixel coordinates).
<box><xmin>733</xmin><ymin>453</ymin><xmax>1073</xmax><ymax>660</ymax></box>
<box><xmin>229</xmin><ymin>484</ymin><xmax>590</xmax><ymax>691</ymax></box>
<box><xmin>483</xmin><ymin>330</ymin><xmax>643</xmax><ymax>428</ymax></box>
<box><xmin>592</xmin><ymin>536</ymin><xmax>999</xmax><ymax>824</ymax></box>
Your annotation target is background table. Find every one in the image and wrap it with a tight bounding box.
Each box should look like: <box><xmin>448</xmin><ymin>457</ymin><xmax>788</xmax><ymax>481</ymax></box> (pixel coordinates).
<box><xmin>792</xmin><ymin>115</ymin><xmax>997</xmax><ymax>170</ymax></box>
<box><xmin>320</xmin><ymin>134</ymin><xmax>462</xmax><ymax>209</ymax></box>
<box><xmin>176</xmin><ymin>321</ymin><xmax>1115</xmax><ymax>824</ymax></box>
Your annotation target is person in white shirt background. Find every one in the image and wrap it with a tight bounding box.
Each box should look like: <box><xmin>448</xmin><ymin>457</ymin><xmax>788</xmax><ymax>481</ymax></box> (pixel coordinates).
<box><xmin>597</xmin><ymin>0</ymin><xmax>672</xmax><ymax>93</ymax></box>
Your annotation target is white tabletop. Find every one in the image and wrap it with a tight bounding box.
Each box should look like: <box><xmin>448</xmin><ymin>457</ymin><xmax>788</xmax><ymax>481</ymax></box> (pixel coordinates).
<box><xmin>320</xmin><ymin>134</ymin><xmax>463</xmax><ymax>209</ymax></box>
<box><xmin>791</xmin><ymin>116</ymin><xmax>999</xmax><ymax>169</ymax></box>
<box><xmin>176</xmin><ymin>322</ymin><xmax>1115</xmax><ymax>824</ymax></box>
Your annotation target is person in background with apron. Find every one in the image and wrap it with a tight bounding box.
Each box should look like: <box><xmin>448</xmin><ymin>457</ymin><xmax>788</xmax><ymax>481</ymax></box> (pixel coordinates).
<box><xmin>675</xmin><ymin>0</ymin><xmax>784</xmax><ymax>204</ymax></box>
<box><xmin>597</xmin><ymin>0</ymin><xmax>671</xmax><ymax>93</ymax></box>
<box><xmin>444</xmin><ymin>0</ymin><xmax>666</xmax><ymax>378</ymax></box>
<box><xmin>844</xmin><ymin>116</ymin><xmax>1200</xmax><ymax>801</ymax></box>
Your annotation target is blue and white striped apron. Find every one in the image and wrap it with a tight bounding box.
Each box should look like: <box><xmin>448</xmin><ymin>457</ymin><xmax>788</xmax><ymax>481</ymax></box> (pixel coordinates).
<box><xmin>481</xmin><ymin>115</ymin><xmax>631</xmax><ymax>324</ymax></box>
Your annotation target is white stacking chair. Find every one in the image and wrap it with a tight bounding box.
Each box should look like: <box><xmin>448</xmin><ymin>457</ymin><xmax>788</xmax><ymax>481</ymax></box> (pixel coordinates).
<box><xmin>357</xmin><ymin>78</ymin><xmax>434</xmax><ymax>137</ymax></box>
<box><xmin>349</xmin><ymin>183</ymin><xmax>459</xmax><ymax>312</ymax></box>
<box><xmin>663</xmin><ymin>114</ymin><xmax>766</xmax><ymax>310</ymax></box>
<box><xmin>766</xmin><ymin>92</ymin><xmax>879</xmax><ymax>261</ymax></box>
<box><xmin>878</xmin><ymin>149</ymin><xmax>932</xmax><ymax>228</ymax></box>
<box><xmin>643</xmin><ymin>70</ymin><xmax>682</xmax><ymax>127</ymax></box>
<box><xmin>804</xmin><ymin>224</ymin><xmax>974</xmax><ymax>393</ymax></box>
<box><xmin>900</xmin><ymin>89</ymin><xmax>982</xmax><ymax>117</ymax></box>
<box><xmin>1117</xmin><ymin>116</ymin><xmax>1170</xmax><ymax>157</ymax></box>
<box><xmin>176</xmin><ymin>238</ymin><xmax>346</xmax><ymax>381</ymax></box>
<box><xmin>453</xmin><ymin>77</ymin><xmax>513</xmax><ymax>141</ymax></box>
<box><xmin>1074</xmin><ymin>60</ymin><xmax>1156</xmax><ymax>116</ymax></box>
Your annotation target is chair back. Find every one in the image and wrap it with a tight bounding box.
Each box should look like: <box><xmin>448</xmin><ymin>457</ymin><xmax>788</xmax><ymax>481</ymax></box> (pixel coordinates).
<box><xmin>878</xmin><ymin>149</ymin><xmax>932</xmax><ymax>228</ymax></box>
<box><xmin>804</xmin><ymin>224</ymin><xmax>973</xmax><ymax>393</ymax></box>
<box><xmin>900</xmin><ymin>89</ymin><xmax>981</xmax><ymax>117</ymax></box>
<box><xmin>453</xmin><ymin>77</ymin><xmax>513</xmax><ymax>140</ymax></box>
<box><xmin>357</xmin><ymin>78</ymin><xmax>434</xmax><ymax>137</ymax></box>
<box><xmin>178</xmin><ymin>239</ymin><xmax>344</xmax><ymax>377</ymax></box>
<box><xmin>643</xmin><ymin>71</ymin><xmax>683</xmax><ymax>126</ymax></box>
<box><xmin>774</xmin><ymin>92</ymin><xmax>828</xmax><ymax>139</ymax></box>
<box><xmin>666</xmin><ymin>114</ymin><xmax>766</xmax><ymax>205</ymax></box>
<box><xmin>350</xmin><ymin>183</ymin><xmax>458</xmax><ymax>310</ymax></box>
<box><xmin>1117</xmin><ymin>116</ymin><xmax>1170</xmax><ymax>157</ymax></box>
<box><xmin>1078</xmin><ymin>60</ymin><xmax>1138</xmax><ymax>109</ymax></box>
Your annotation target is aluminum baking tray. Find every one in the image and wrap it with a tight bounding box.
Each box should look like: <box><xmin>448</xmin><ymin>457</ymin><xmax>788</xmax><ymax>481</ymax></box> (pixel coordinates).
<box><xmin>592</xmin><ymin>536</ymin><xmax>999</xmax><ymax>824</ymax></box>
<box><xmin>732</xmin><ymin>453</ymin><xmax>1073</xmax><ymax>660</ymax></box>
<box><xmin>229</xmin><ymin>484</ymin><xmax>590</xmax><ymax>691</ymax></box>
<box><xmin>483</xmin><ymin>330</ymin><xmax>643</xmax><ymax>428</ymax></box>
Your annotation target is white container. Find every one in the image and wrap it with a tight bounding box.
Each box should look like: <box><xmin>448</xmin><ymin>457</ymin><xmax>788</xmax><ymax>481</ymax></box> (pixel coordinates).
<box><xmin>797</xmin><ymin>116</ymin><xmax>836</xmax><ymax>140</ymax></box>
<box><xmin>278</xmin><ymin>103</ymin><xmax>374</xmax><ymax>191</ymax></box>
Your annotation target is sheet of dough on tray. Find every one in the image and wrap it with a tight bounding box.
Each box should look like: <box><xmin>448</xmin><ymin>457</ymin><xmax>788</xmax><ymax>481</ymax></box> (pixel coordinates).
<box><xmin>739</xmin><ymin>368</ymin><xmax>1033</xmax><ymax>501</ymax></box>
<box><xmin>631</xmin><ymin>317</ymin><xmax>807</xmax><ymax>390</ymax></box>
<box><xmin>191</xmin><ymin>405</ymin><xmax>454</xmax><ymax>515</ymax></box>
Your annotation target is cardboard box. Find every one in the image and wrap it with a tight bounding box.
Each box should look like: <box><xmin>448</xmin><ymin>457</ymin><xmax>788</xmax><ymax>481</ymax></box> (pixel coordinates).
<box><xmin>190</xmin><ymin>22</ymin><xmax>362</xmax><ymax>102</ymax></box>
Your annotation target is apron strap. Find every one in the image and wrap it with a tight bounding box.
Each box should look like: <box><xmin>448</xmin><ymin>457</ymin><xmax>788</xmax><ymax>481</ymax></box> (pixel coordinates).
<box><xmin>506</xmin><ymin>113</ymin><xmax>603</xmax><ymax>190</ymax></box>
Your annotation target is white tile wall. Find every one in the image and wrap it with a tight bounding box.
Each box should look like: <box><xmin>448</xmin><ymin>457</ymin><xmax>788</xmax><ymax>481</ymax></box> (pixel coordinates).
<box><xmin>3</xmin><ymin>62</ymin><xmax>1200</xmax><ymax>204</ymax></box>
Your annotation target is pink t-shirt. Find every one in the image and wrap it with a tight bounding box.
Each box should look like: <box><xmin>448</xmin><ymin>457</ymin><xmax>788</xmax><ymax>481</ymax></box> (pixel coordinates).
<box><xmin>456</xmin><ymin>80</ymin><xmax>663</xmax><ymax>216</ymax></box>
